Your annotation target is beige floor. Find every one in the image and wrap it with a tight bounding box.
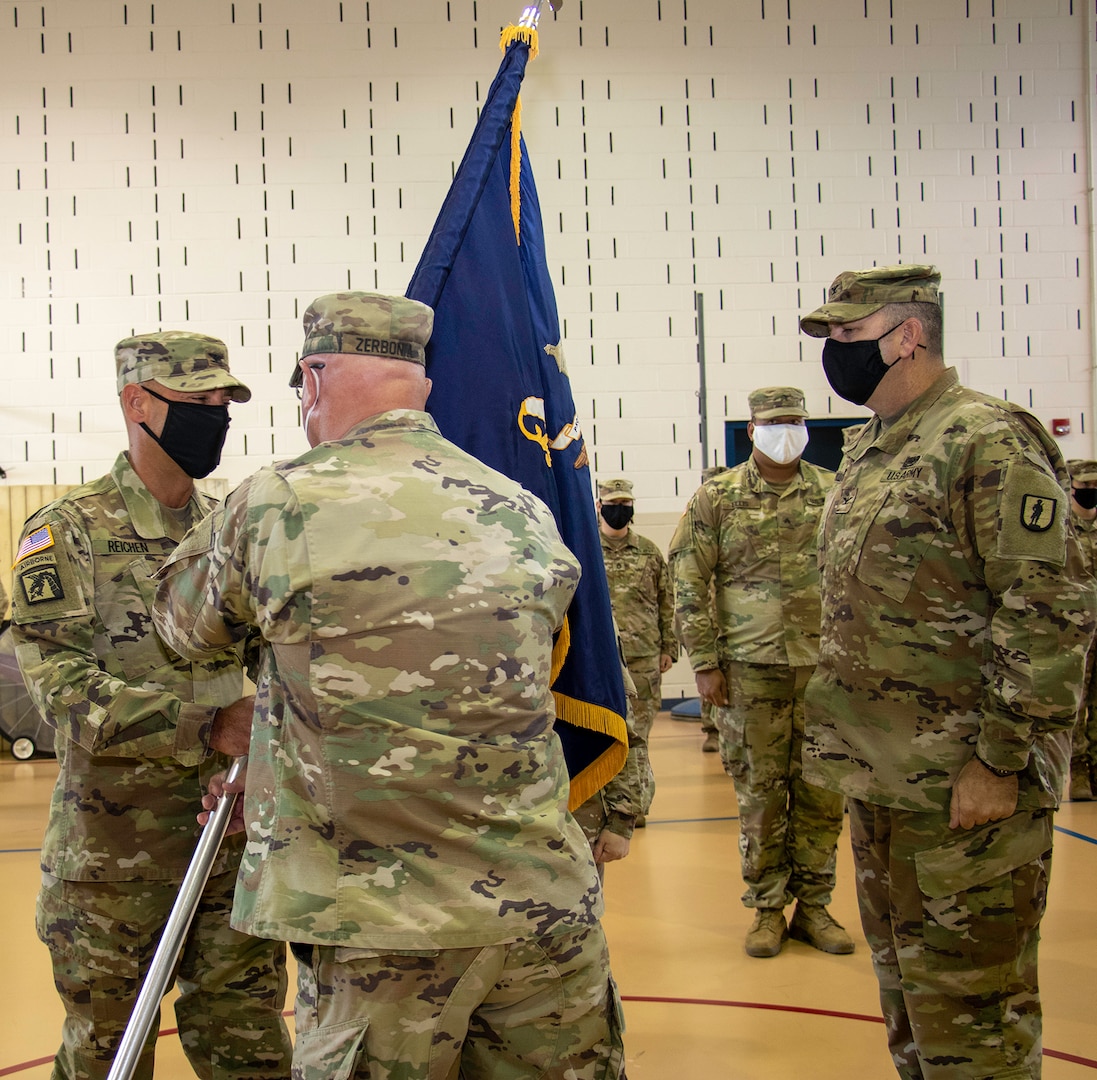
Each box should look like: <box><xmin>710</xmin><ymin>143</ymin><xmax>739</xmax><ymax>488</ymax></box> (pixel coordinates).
<box><xmin>2</xmin><ymin>714</ymin><xmax>1096</xmax><ymax>1078</ymax></box>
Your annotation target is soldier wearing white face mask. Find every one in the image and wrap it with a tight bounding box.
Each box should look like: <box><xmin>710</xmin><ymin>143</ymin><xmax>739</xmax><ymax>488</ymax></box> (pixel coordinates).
<box><xmin>670</xmin><ymin>386</ymin><xmax>853</xmax><ymax>959</ymax></box>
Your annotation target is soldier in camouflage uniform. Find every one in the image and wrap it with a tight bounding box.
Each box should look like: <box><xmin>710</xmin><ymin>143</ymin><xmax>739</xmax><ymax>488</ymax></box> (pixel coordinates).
<box><xmin>801</xmin><ymin>264</ymin><xmax>1097</xmax><ymax>1080</ymax></box>
<box><xmin>572</xmin><ymin>629</ymin><xmax>655</xmax><ymax>877</ymax></box>
<box><xmin>670</xmin><ymin>387</ymin><xmax>853</xmax><ymax>960</ymax></box>
<box><xmin>10</xmin><ymin>333</ymin><xmax>291</xmax><ymax>1080</ymax></box>
<box><xmin>597</xmin><ymin>478</ymin><xmax>678</xmax><ymax>779</ymax></box>
<box><xmin>1066</xmin><ymin>459</ymin><xmax>1097</xmax><ymax>800</ymax></box>
<box><xmin>697</xmin><ymin>465</ymin><xmax>730</xmax><ymax>753</ymax></box>
<box><xmin>152</xmin><ymin>292</ymin><xmax>625</xmax><ymax>1080</ymax></box>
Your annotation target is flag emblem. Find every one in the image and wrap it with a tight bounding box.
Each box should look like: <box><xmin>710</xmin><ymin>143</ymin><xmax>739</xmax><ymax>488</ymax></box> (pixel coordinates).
<box><xmin>15</xmin><ymin>524</ymin><xmax>55</xmax><ymax>565</ymax></box>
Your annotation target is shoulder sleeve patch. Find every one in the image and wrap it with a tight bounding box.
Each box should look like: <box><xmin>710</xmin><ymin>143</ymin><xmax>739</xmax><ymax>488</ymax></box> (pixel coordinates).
<box><xmin>997</xmin><ymin>463</ymin><xmax>1067</xmax><ymax>564</ymax></box>
<box><xmin>11</xmin><ymin>518</ymin><xmax>91</xmax><ymax>623</ymax></box>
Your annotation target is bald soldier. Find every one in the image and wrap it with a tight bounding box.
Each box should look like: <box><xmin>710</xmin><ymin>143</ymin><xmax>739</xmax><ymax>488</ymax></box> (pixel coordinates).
<box><xmin>801</xmin><ymin>264</ymin><xmax>1097</xmax><ymax>1080</ymax></box>
<box><xmin>671</xmin><ymin>387</ymin><xmax>851</xmax><ymax>959</ymax></box>
<box><xmin>1067</xmin><ymin>458</ymin><xmax>1097</xmax><ymax>800</ymax></box>
<box><xmin>153</xmin><ymin>292</ymin><xmax>624</xmax><ymax>1080</ymax></box>
<box><xmin>11</xmin><ymin>333</ymin><xmax>291</xmax><ymax>1080</ymax></box>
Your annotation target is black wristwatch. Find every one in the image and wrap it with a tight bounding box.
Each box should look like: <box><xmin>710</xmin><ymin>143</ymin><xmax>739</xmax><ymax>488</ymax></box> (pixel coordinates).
<box><xmin>974</xmin><ymin>753</ymin><xmax>1018</xmax><ymax>779</ymax></box>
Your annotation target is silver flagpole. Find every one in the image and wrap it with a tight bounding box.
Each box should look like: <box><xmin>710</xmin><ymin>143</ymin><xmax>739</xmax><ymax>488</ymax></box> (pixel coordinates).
<box><xmin>106</xmin><ymin>756</ymin><xmax>247</xmax><ymax>1080</ymax></box>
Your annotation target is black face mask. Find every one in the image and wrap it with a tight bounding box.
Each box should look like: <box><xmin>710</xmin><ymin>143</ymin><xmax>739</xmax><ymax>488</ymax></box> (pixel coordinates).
<box><xmin>821</xmin><ymin>321</ymin><xmax>908</xmax><ymax>407</ymax></box>
<box><xmin>1074</xmin><ymin>488</ymin><xmax>1097</xmax><ymax>510</ymax></box>
<box><xmin>140</xmin><ymin>386</ymin><xmax>231</xmax><ymax>479</ymax></box>
<box><xmin>600</xmin><ymin>504</ymin><xmax>634</xmax><ymax>530</ymax></box>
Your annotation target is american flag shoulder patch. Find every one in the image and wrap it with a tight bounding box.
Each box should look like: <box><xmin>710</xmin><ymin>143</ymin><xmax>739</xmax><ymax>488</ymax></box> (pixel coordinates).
<box><xmin>15</xmin><ymin>524</ymin><xmax>55</xmax><ymax>565</ymax></box>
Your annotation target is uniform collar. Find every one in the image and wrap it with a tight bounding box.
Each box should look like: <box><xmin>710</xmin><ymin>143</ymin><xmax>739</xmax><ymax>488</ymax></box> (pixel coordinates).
<box><xmin>745</xmin><ymin>454</ymin><xmax>804</xmax><ymax>493</ymax></box>
<box><xmin>849</xmin><ymin>367</ymin><xmax>959</xmax><ymax>461</ymax></box>
<box><xmin>342</xmin><ymin>409</ymin><xmax>440</xmax><ymax>441</ymax></box>
<box><xmin>601</xmin><ymin>528</ymin><xmax>637</xmax><ymax>548</ymax></box>
<box><xmin>112</xmin><ymin>452</ymin><xmax>203</xmax><ymax>541</ymax></box>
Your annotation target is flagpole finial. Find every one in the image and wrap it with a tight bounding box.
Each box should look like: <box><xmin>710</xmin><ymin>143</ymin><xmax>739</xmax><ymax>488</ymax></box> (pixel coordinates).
<box><xmin>518</xmin><ymin>0</ymin><xmax>560</xmax><ymax>30</ymax></box>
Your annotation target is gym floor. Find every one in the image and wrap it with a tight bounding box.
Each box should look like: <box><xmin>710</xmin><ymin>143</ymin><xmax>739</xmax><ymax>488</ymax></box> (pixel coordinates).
<box><xmin>2</xmin><ymin>712</ymin><xmax>1095</xmax><ymax>1078</ymax></box>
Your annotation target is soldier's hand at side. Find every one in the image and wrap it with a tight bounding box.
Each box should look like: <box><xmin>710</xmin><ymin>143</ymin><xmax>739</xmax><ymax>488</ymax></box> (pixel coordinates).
<box><xmin>592</xmin><ymin>829</ymin><xmax>630</xmax><ymax>865</ymax></box>
<box><xmin>210</xmin><ymin>696</ymin><xmax>255</xmax><ymax>756</ymax></box>
<box><xmin>198</xmin><ymin>766</ymin><xmax>249</xmax><ymax>833</ymax></box>
<box><xmin>948</xmin><ymin>756</ymin><xmax>1018</xmax><ymax>830</ymax></box>
<box><xmin>695</xmin><ymin>668</ymin><xmax>728</xmax><ymax>707</ymax></box>
<box><xmin>658</xmin><ymin>653</ymin><xmax>674</xmax><ymax>674</ymax></box>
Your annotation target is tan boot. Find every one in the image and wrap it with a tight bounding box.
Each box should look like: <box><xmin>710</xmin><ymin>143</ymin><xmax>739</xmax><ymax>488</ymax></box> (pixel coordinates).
<box><xmin>744</xmin><ymin>909</ymin><xmax>788</xmax><ymax>958</ymax></box>
<box><xmin>789</xmin><ymin>903</ymin><xmax>855</xmax><ymax>954</ymax></box>
<box><xmin>1069</xmin><ymin>762</ymin><xmax>1094</xmax><ymax>801</ymax></box>
<box><xmin>701</xmin><ymin>731</ymin><xmax>719</xmax><ymax>753</ymax></box>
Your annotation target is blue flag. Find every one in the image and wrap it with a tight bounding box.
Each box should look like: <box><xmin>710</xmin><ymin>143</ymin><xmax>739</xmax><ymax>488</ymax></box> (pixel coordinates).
<box><xmin>407</xmin><ymin>25</ymin><xmax>628</xmax><ymax>808</ymax></box>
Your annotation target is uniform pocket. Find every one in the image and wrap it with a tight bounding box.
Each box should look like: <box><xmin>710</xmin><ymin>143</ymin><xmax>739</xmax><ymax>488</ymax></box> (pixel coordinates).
<box><xmin>291</xmin><ymin>1019</ymin><xmax>370</xmax><ymax>1080</ymax></box>
<box><xmin>851</xmin><ymin>488</ymin><xmax>940</xmax><ymax>603</ymax></box>
<box><xmin>913</xmin><ymin>812</ymin><xmax>1052</xmax><ymax>972</ymax></box>
<box><xmin>36</xmin><ymin>881</ymin><xmax>142</xmax><ymax>978</ymax></box>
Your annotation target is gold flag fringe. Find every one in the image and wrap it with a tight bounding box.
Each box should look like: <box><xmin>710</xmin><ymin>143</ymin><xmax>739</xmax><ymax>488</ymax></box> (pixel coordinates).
<box><xmin>499</xmin><ymin>24</ymin><xmax>540</xmax><ymax>244</ymax></box>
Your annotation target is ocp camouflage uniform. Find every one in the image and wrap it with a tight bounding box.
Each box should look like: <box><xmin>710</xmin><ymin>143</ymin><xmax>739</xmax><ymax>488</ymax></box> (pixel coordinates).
<box><xmin>1071</xmin><ymin>515</ymin><xmax>1097</xmax><ymax>792</ymax></box>
<box><xmin>153</xmin><ymin>407</ymin><xmax>624</xmax><ymax>1080</ymax></box>
<box><xmin>10</xmin><ymin>453</ymin><xmax>291</xmax><ymax>1080</ymax></box>
<box><xmin>572</xmin><ymin>651</ymin><xmax>655</xmax><ymax>871</ymax></box>
<box><xmin>599</xmin><ymin>528</ymin><xmax>678</xmax><ymax>739</ymax></box>
<box><xmin>1067</xmin><ymin>458</ymin><xmax>1097</xmax><ymax>798</ymax></box>
<box><xmin>804</xmin><ymin>368</ymin><xmax>1097</xmax><ymax>1079</ymax></box>
<box><xmin>670</xmin><ymin>456</ymin><xmax>844</xmax><ymax>912</ymax></box>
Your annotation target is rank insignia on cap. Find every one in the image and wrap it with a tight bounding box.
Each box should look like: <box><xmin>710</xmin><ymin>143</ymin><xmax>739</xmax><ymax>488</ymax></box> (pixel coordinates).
<box><xmin>1020</xmin><ymin>494</ymin><xmax>1056</xmax><ymax>532</ymax></box>
<box><xmin>14</xmin><ymin>524</ymin><xmax>55</xmax><ymax>565</ymax></box>
<box><xmin>19</xmin><ymin>564</ymin><xmax>65</xmax><ymax>603</ymax></box>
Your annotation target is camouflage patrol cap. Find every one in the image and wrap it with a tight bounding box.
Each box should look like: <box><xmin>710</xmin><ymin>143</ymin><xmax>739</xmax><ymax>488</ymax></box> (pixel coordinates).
<box><xmin>292</xmin><ymin>291</ymin><xmax>433</xmax><ymax>387</ymax></box>
<box><xmin>748</xmin><ymin>386</ymin><xmax>809</xmax><ymax>420</ymax></box>
<box><xmin>598</xmin><ymin>478</ymin><xmax>634</xmax><ymax>502</ymax></box>
<box><xmin>1068</xmin><ymin>459</ymin><xmax>1097</xmax><ymax>483</ymax></box>
<box><xmin>115</xmin><ymin>331</ymin><xmax>251</xmax><ymax>402</ymax></box>
<box><xmin>800</xmin><ymin>264</ymin><xmax>941</xmax><ymax>338</ymax></box>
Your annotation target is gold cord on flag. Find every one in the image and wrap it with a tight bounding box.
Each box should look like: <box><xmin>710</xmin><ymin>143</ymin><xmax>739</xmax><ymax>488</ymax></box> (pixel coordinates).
<box><xmin>499</xmin><ymin>25</ymin><xmax>539</xmax><ymax>244</ymax></box>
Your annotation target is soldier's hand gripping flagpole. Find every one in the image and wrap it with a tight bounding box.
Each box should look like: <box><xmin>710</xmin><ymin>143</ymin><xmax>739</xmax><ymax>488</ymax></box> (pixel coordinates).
<box><xmin>106</xmin><ymin>756</ymin><xmax>248</xmax><ymax>1080</ymax></box>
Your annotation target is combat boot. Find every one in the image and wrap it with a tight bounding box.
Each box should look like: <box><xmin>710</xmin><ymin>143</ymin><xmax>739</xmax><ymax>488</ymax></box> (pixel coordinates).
<box><xmin>701</xmin><ymin>731</ymin><xmax>719</xmax><ymax>753</ymax></box>
<box><xmin>1069</xmin><ymin>760</ymin><xmax>1094</xmax><ymax>801</ymax></box>
<box><xmin>789</xmin><ymin>903</ymin><xmax>855</xmax><ymax>954</ymax></box>
<box><xmin>744</xmin><ymin>908</ymin><xmax>788</xmax><ymax>958</ymax></box>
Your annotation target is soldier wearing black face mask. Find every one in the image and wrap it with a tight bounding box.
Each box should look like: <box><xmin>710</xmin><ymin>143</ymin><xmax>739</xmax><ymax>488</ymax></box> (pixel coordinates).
<box><xmin>10</xmin><ymin>330</ymin><xmax>293</xmax><ymax>1080</ymax></box>
<box><xmin>1067</xmin><ymin>458</ymin><xmax>1097</xmax><ymax>801</ymax></box>
<box><xmin>596</xmin><ymin>478</ymin><xmax>678</xmax><ymax>826</ymax></box>
<box><xmin>799</xmin><ymin>264</ymin><xmax>1097</xmax><ymax>1080</ymax></box>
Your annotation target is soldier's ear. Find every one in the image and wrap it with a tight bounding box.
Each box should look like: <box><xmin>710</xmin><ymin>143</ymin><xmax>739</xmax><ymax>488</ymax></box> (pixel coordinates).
<box><xmin>120</xmin><ymin>383</ymin><xmax>150</xmax><ymax>423</ymax></box>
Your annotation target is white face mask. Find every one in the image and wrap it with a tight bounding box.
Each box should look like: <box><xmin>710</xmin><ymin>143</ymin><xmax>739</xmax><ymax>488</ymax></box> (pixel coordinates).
<box><xmin>751</xmin><ymin>423</ymin><xmax>809</xmax><ymax>465</ymax></box>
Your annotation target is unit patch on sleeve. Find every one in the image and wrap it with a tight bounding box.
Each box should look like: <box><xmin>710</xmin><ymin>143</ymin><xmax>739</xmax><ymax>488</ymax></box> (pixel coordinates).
<box><xmin>998</xmin><ymin>462</ymin><xmax>1067</xmax><ymax>564</ymax></box>
<box><xmin>1019</xmin><ymin>493</ymin><xmax>1056</xmax><ymax>533</ymax></box>
<box><xmin>19</xmin><ymin>559</ymin><xmax>65</xmax><ymax>603</ymax></box>
<box><xmin>10</xmin><ymin>526</ymin><xmax>90</xmax><ymax>622</ymax></box>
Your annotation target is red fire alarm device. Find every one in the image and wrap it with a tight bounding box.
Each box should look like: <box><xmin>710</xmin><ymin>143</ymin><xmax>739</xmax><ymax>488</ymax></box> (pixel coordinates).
<box><xmin>1052</xmin><ymin>418</ymin><xmax>1071</xmax><ymax>436</ymax></box>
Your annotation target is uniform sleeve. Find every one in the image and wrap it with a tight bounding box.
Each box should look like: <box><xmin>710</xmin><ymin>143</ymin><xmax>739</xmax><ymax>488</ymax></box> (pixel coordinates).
<box><xmin>958</xmin><ymin>422</ymin><xmax>1097</xmax><ymax>771</ymax></box>
<box><xmin>10</xmin><ymin>510</ymin><xmax>215</xmax><ymax>763</ymax></box>
<box><xmin>654</xmin><ymin>548</ymin><xmax>680</xmax><ymax>661</ymax></box>
<box><xmin>669</xmin><ymin>487</ymin><xmax>721</xmax><ymax>671</ymax></box>
<box><xmin>153</xmin><ymin>485</ymin><xmax>262</xmax><ymax>659</ymax></box>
